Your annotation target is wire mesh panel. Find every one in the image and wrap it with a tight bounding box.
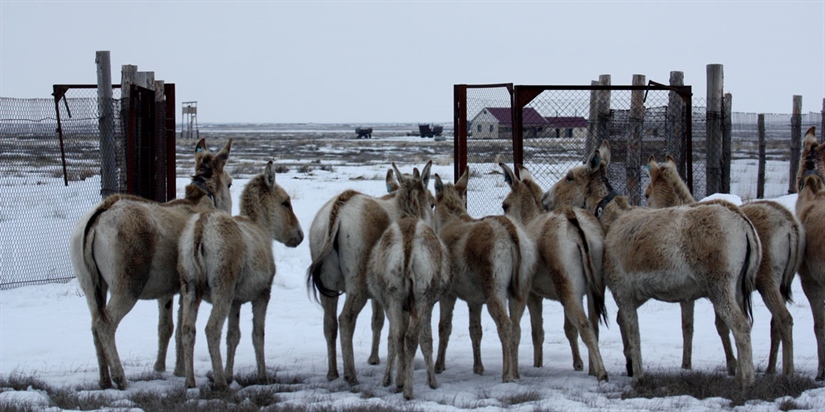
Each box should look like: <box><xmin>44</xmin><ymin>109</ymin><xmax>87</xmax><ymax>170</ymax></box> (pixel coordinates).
<box><xmin>1</xmin><ymin>90</ymin><xmax>120</xmax><ymax>289</ymax></box>
<box><xmin>518</xmin><ymin>88</ymin><xmax>684</xmax><ymax>207</ymax></box>
<box><xmin>456</xmin><ymin>83</ymin><xmax>694</xmax><ymax>216</ymax></box>
<box><xmin>728</xmin><ymin>111</ymin><xmax>823</xmax><ymax>200</ymax></box>
<box><xmin>459</xmin><ymin>85</ymin><xmax>515</xmax><ymax>217</ymax></box>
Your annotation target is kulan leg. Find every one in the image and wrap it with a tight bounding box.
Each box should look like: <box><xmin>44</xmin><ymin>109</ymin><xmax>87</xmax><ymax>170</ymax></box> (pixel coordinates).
<box><xmin>761</xmin><ymin>287</ymin><xmax>794</xmax><ymax>375</ymax></box>
<box><xmin>468</xmin><ymin>302</ymin><xmax>485</xmax><ymax>376</ymax></box>
<box><xmin>714</xmin><ymin>312</ymin><xmax>737</xmax><ymax>376</ymax></box>
<box><xmin>382</xmin><ymin>302</ymin><xmax>401</xmax><ymax>388</ymax></box>
<box><xmin>680</xmin><ymin>300</ymin><xmax>695</xmax><ymax>370</ymax></box>
<box><xmin>154</xmin><ymin>296</ymin><xmax>175</xmax><ymax>372</ymax></box>
<box><xmin>435</xmin><ymin>294</ymin><xmax>456</xmax><ymax>374</ymax></box>
<box><xmin>338</xmin><ymin>290</ymin><xmax>369</xmax><ymax>385</ymax></box>
<box><xmin>95</xmin><ymin>292</ymin><xmax>140</xmax><ymax>389</ymax></box>
<box><xmin>204</xmin><ymin>292</ymin><xmax>235</xmax><ymax>390</ymax></box>
<box><xmin>174</xmin><ymin>295</ymin><xmax>186</xmax><ymax>377</ymax></box>
<box><xmin>709</xmin><ymin>288</ymin><xmax>755</xmax><ymax>387</ymax></box>
<box><xmin>420</xmin><ymin>305</ymin><xmax>438</xmax><ymax>390</ymax></box>
<box><xmin>82</xmin><ymin>281</ymin><xmax>112</xmax><ymax>389</ymax></box>
<box><xmin>321</xmin><ymin>295</ymin><xmax>339</xmax><ymax>381</ymax></box>
<box><xmin>223</xmin><ymin>302</ymin><xmax>242</xmax><ymax>385</ymax></box>
<box><xmin>800</xmin><ymin>276</ymin><xmax>825</xmax><ymax>380</ymax></box>
<box><xmin>564</xmin><ymin>316</ymin><xmax>585</xmax><ymax>372</ymax></box>
<box><xmin>368</xmin><ymin>299</ymin><xmax>385</xmax><ymax>365</ymax></box>
<box><xmin>526</xmin><ymin>293</ymin><xmax>547</xmax><ymax>368</ymax></box>
<box><xmin>508</xmin><ymin>297</ymin><xmax>527</xmax><ymax>380</ymax></box>
<box><xmin>250</xmin><ymin>292</ymin><xmax>271</xmax><ymax>383</ymax></box>
<box><xmin>486</xmin><ymin>297</ymin><xmax>514</xmax><ymax>383</ymax></box>
<box><xmin>562</xmin><ymin>295</ymin><xmax>608</xmax><ymax>382</ymax></box>
<box><xmin>181</xmin><ymin>283</ymin><xmax>202</xmax><ymax>389</ymax></box>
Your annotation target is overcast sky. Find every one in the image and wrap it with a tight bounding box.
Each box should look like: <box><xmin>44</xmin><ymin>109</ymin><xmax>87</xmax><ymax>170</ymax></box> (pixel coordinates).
<box><xmin>1</xmin><ymin>1</ymin><xmax>823</xmax><ymax>123</ymax></box>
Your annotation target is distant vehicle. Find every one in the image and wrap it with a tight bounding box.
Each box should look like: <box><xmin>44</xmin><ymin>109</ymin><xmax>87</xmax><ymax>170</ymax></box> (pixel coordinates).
<box><xmin>417</xmin><ymin>124</ymin><xmax>443</xmax><ymax>138</ymax></box>
<box><xmin>355</xmin><ymin>127</ymin><xmax>373</xmax><ymax>139</ymax></box>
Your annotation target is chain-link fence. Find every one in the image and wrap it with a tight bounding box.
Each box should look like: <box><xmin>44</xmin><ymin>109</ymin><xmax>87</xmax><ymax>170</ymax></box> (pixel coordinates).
<box><xmin>456</xmin><ymin>85</ymin><xmax>824</xmax><ymax>217</ymax></box>
<box><xmin>1</xmin><ymin>89</ymin><xmax>122</xmax><ymax>289</ymax></box>
<box><xmin>729</xmin><ymin>111</ymin><xmax>823</xmax><ymax>200</ymax></box>
<box><xmin>457</xmin><ymin>84</ymin><xmax>694</xmax><ymax>217</ymax></box>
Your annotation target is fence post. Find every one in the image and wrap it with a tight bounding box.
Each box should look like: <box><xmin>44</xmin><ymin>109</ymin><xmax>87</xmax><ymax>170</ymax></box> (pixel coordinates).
<box><xmin>164</xmin><ymin>83</ymin><xmax>176</xmax><ymax>202</ymax></box>
<box><xmin>757</xmin><ymin>114</ymin><xmax>766</xmax><ymax>199</ymax></box>
<box><xmin>96</xmin><ymin>51</ymin><xmax>117</xmax><ymax>199</ymax></box>
<box><xmin>722</xmin><ymin>93</ymin><xmax>732</xmax><ymax>193</ymax></box>
<box><xmin>789</xmin><ymin>95</ymin><xmax>802</xmax><ymax>193</ymax></box>
<box><xmin>596</xmin><ymin>74</ymin><xmax>611</xmax><ymax>157</ymax></box>
<box><xmin>706</xmin><ymin>64</ymin><xmax>724</xmax><ymax>195</ymax></box>
<box><xmin>667</xmin><ymin>71</ymin><xmax>685</xmax><ymax>179</ymax></box>
<box><xmin>627</xmin><ymin>74</ymin><xmax>645</xmax><ymax>205</ymax></box>
<box><xmin>585</xmin><ymin>80</ymin><xmax>599</xmax><ymax>162</ymax></box>
<box><xmin>121</xmin><ymin>65</ymin><xmax>137</xmax><ymax>194</ymax></box>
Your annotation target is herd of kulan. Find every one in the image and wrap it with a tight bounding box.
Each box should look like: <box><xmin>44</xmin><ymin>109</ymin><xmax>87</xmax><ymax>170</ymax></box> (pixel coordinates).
<box><xmin>69</xmin><ymin>126</ymin><xmax>825</xmax><ymax>400</ymax></box>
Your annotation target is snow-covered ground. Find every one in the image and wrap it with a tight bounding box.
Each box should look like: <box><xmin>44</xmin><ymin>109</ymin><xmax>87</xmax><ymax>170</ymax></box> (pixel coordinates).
<box><xmin>2</xmin><ymin>157</ymin><xmax>824</xmax><ymax>411</ymax></box>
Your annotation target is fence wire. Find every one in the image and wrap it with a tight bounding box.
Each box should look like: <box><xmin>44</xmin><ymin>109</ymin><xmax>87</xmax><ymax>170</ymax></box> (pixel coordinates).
<box><xmin>1</xmin><ymin>90</ymin><xmax>122</xmax><ymax>289</ymax></box>
<box><xmin>461</xmin><ymin>87</ymin><xmax>823</xmax><ymax>217</ymax></box>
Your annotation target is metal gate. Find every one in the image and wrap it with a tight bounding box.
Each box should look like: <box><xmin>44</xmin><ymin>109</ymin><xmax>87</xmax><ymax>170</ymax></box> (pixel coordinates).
<box><xmin>454</xmin><ymin>82</ymin><xmax>694</xmax><ymax>217</ymax></box>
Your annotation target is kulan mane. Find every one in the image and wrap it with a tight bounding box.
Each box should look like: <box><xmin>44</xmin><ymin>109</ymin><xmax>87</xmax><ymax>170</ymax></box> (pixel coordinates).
<box><xmin>239</xmin><ymin>172</ymin><xmax>287</xmax><ymax>221</ymax></box>
<box><xmin>395</xmin><ymin>181</ymin><xmax>426</xmax><ymax>218</ymax></box>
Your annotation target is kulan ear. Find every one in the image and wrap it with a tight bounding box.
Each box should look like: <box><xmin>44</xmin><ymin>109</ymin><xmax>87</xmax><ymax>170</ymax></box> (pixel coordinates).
<box><xmin>804</xmin><ymin>126</ymin><xmax>817</xmax><ymax>144</ymax></box>
<box><xmin>391</xmin><ymin>162</ymin><xmax>406</xmax><ymax>185</ymax></box>
<box><xmin>517</xmin><ymin>165</ymin><xmax>534</xmax><ymax>183</ymax></box>
<box><xmin>265</xmin><ymin>160</ymin><xmax>276</xmax><ymax>188</ymax></box>
<box><xmin>455</xmin><ymin>167</ymin><xmax>469</xmax><ymax>194</ymax></box>
<box><xmin>598</xmin><ymin>140</ymin><xmax>611</xmax><ymax>167</ymax></box>
<box><xmin>195</xmin><ymin>138</ymin><xmax>207</xmax><ymax>153</ymax></box>
<box><xmin>586</xmin><ymin>149</ymin><xmax>601</xmax><ymax>173</ymax></box>
<box><xmin>499</xmin><ymin>162</ymin><xmax>517</xmax><ymax>189</ymax></box>
<box><xmin>217</xmin><ymin>139</ymin><xmax>232</xmax><ymax>161</ymax></box>
<box><xmin>421</xmin><ymin>160</ymin><xmax>432</xmax><ymax>188</ymax></box>
<box><xmin>647</xmin><ymin>159</ymin><xmax>660</xmax><ymax>180</ymax></box>
<box><xmin>434</xmin><ymin>174</ymin><xmax>444</xmax><ymax>196</ymax></box>
<box><xmin>385</xmin><ymin>169</ymin><xmax>398</xmax><ymax>193</ymax></box>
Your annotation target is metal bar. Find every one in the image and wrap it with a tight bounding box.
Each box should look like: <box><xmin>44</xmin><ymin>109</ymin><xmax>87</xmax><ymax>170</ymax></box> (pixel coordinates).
<box><xmin>454</xmin><ymin>84</ymin><xmax>467</xmax><ymax>182</ymax></box>
<box><xmin>52</xmin><ymin>85</ymin><xmax>69</xmax><ymax>186</ymax></box>
<box><xmin>512</xmin><ymin>86</ymin><xmax>524</xmax><ymax>171</ymax></box>
<box><xmin>165</xmin><ymin>83</ymin><xmax>176</xmax><ymax>201</ymax></box>
<box><xmin>127</xmin><ymin>84</ymin><xmax>137</xmax><ymax>195</ymax></box>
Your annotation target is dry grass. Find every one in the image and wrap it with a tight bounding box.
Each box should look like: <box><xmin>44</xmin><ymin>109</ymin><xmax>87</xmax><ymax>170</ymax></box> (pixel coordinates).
<box><xmin>623</xmin><ymin>369</ymin><xmax>822</xmax><ymax>407</ymax></box>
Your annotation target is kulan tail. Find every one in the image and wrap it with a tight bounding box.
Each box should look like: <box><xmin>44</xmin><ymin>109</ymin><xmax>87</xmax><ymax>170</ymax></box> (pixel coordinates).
<box><xmin>739</xmin><ymin>223</ymin><xmax>761</xmax><ymax>324</ymax></box>
<box><xmin>306</xmin><ymin>191</ymin><xmax>359</xmax><ymax>301</ymax></box>
<box><xmin>780</xmin><ymin>217</ymin><xmax>804</xmax><ymax>303</ymax></box>
<box><xmin>567</xmin><ymin>209</ymin><xmax>608</xmax><ymax>326</ymax></box>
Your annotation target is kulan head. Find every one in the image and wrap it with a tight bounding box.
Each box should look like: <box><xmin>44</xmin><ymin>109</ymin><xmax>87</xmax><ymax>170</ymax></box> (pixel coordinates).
<box><xmin>542</xmin><ymin>140</ymin><xmax>611</xmax><ymax>212</ymax></box>
<box><xmin>192</xmin><ymin>138</ymin><xmax>233</xmax><ymax>213</ymax></box>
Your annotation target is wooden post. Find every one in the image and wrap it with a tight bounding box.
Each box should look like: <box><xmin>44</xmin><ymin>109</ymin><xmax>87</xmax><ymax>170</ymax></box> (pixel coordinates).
<box><xmin>136</xmin><ymin>71</ymin><xmax>155</xmax><ymax>90</ymax></box>
<box><xmin>821</xmin><ymin>98</ymin><xmax>824</xmax><ymax>144</ymax></box>
<box><xmin>96</xmin><ymin>51</ymin><xmax>117</xmax><ymax>199</ymax></box>
<box><xmin>596</xmin><ymin>74</ymin><xmax>611</xmax><ymax>157</ymax></box>
<box><xmin>757</xmin><ymin>114</ymin><xmax>766</xmax><ymax>199</ymax></box>
<box><xmin>722</xmin><ymin>93</ymin><xmax>732</xmax><ymax>193</ymax></box>
<box><xmin>706</xmin><ymin>64</ymin><xmax>724</xmax><ymax>195</ymax></box>
<box><xmin>667</xmin><ymin>71</ymin><xmax>686</xmax><ymax>179</ymax></box>
<box><xmin>627</xmin><ymin>74</ymin><xmax>645</xmax><ymax>205</ymax></box>
<box><xmin>585</xmin><ymin>80</ymin><xmax>599</xmax><ymax>162</ymax></box>
<box><xmin>789</xmin><ymin>95</ymin><xmax>802</xmax><ymax>193</ymax></box>
<box><xmin>164</xmin><ymin>83</ymin><xmax>176</xmax><ymax>202</ymax></box>
<box><xmin>121</xmin><ymin>64</ymin><xmax>137</xmax><ymax>195</ymax></box>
